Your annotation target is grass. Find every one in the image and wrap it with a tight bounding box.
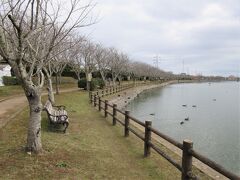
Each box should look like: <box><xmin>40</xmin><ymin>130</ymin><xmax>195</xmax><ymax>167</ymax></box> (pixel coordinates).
<box><xmin>0</xmin><ymin>85</ymin><xmax>24</xmax><ymax>100</ymax></box>
<box><xmin>0</xmin><ymin>77</ymin><xmax>78</xmax><ymax>100</ymax></box>
<box><xmin>0</xmin><ymin>91</ymin><xmax>211</xmax><ymax>179</ymax></box>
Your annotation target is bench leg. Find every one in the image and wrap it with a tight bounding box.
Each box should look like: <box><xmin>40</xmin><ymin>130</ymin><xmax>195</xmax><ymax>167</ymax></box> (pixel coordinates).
<box><xmin>63</xmin><ymin>122</ymin><xmax>69</xmax><ymax>133</ymax></box>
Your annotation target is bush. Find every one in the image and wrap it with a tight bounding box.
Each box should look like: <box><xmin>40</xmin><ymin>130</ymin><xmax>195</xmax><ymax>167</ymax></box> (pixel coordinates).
<box><xmin>78</xmin><ymin>78</ymin><xmax>105</xmax><ymax>91</ymax></box>
<box><xmin>2</xmin><ymin>76</ymin><xmax>20</xmax><ymax>86</ymax></box>
<box><xmin>95</xmin><ymin>78</ymin><xmax>105</xmax><ymax>89</ymax></box>
<box><xmin>78</xmin><ymin>78</ymin><xmax>87</xmax><ymax>89</ymax></box>
<box><xmin>90</xmin><ymin>79</ymin><xmax>97</xmax><ymax>91</ymax></box>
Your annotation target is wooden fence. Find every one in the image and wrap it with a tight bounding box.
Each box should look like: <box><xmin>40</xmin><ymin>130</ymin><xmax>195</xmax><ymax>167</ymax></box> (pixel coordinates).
<box><xmin>89</xmin><ymin>83</ymin><xmax>240</xmax><ymax>180</ymax></box>
<box><xmin>89</xmin><ymin>80</ymin><xmax>167</xmax><ymax>100</ymax></box>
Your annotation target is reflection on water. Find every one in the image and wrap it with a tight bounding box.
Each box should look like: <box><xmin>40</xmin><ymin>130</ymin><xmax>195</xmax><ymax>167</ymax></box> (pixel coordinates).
<box><xmin>126</xmin><ymin>82</ymin><xmax>240</xmax><ymax>175</ymax></box>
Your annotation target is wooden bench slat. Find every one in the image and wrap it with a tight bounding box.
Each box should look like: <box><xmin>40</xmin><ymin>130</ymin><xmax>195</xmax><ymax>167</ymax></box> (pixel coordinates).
<box><xmin>44</xmin><ymin>100</ymin><xmax>69</xmax><ymax>133</ymax></box>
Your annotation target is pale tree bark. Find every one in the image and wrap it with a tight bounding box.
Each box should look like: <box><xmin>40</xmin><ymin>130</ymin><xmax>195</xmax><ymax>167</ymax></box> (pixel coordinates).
<box><xmin>10</xmin><ymin>64</ymin><xmax>45</xmax><ymax>153</ymax></box>
<box><xmin>26</xmin><ymin>86</ymin><xmax>42</xmax><ymax>152</ymax></box>
<box><xmin>55</xmin><ymin>74</ymin><xmax>60</xmax><ymax>95</ymax></box>
<box><xmin>47</xmin><ymin>77</ymin><xmax>55</xmax><ymax>103</ymax></box>
<box><xmin>43</xmin><ymin>67</ymin><xmax>55</xmax><ymax>104</ymax></box>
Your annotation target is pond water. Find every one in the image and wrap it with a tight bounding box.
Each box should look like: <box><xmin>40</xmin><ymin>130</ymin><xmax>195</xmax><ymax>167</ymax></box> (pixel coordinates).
<box><xmin>126</xmin><ymin>81</ymin><xmax>240</xmax><ymax>175</ymax></box>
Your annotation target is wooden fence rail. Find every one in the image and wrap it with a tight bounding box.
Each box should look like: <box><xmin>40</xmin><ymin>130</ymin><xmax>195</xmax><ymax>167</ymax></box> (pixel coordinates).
<box><xmin>89</xmin><ymin>83</ymin><xmax>240</xmax><ymax>180</ymax></box>
<box><xmin>89</xmin><ymin>80</ymin><xmax>167</xmax><ymax>100</ymax></box>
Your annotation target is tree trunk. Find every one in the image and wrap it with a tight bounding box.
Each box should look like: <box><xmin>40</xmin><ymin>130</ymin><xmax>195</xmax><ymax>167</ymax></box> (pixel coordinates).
<box><xmin>55</xmin><ymin>75</ymin><xmax>59</xmax><ymax>95</ymax></box>
<box><xmin>86</xmin><ymin>81</ymin><xmax>90</xmax><ymax>91</ymax></box>
<box><xmin>77</xmin><ymin>73</ymin><xmax>81</xmax><ymax>81</ymax></box>
<box><xmin>85</xmin><ymin>73</ymin><xmax>90</xmax><ymax>91</ymax></box>
<box><xmin>59</xmin><ymin>74</ymin><xmax>62</xmax><ymax>84</ymax></box>
<box><xmin>118</xmin><ymin>77</ymin><xmax>121</xmax><ymax>85</ymax></box>
<box><xmin>25</xmin><ymin>87</ymin><xmax>43</xmax><ymax>153</ymax></box>
<box><xmin>112</xmin><ymin>77</ymin><xmax>117</xmax><ymax>86</ymax></box>
<box><xmin>47</xmin><ymin>77</ymin><xmax>55</xmax><ymax>104</ymax></box>
<box><xmin>100</xmin><ymin>71</ymin><xmax>107</xmax><ymax>86</ymax></box>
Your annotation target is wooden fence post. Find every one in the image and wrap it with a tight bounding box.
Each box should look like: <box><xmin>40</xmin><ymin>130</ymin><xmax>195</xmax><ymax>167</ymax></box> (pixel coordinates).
<box><xmin>105</xmin><ymin>100</ymin><xmax>108</xmax><ymax>117</ymax></box>
<box><xmin>113</xmin><ymin>104</ymin><xmax>117</xmax><ymax>126</ymax></box>
<box><xmin>94</xmin><ymin>95</ymin><xmax>97</xmax><ymax>107</ymax></box>
<box><xmin>124</xmin><ymin>111</ymin><xmax>130</xmax><ymax>137</ymax></box>
<box><xmin>98</xmin><ymin>97</ymin><xmax>101</xmax><ymax>111</ymax></box>
<box><xmin>182</xmin><ymin>140</ymin><xmax>193</xmax><ymax>180</ymax></box>
<box><xmin>109</xmin><ymin>86</ymin><xmax>111</xmax><ymax>95</ymax></box>
<box><xmin>102</xmin><ymin>90</ymin><xmax>104</xmax><ymax>97</ymax></box>
<box><xmin>144</xmin><ymin>121</ymin><xmax>152</xmax><ymax>157</ymax></box>
<box><xmin>105</xmin><ymin>88</ymin><xmax>108</xmax><ymax>96</ymax></box>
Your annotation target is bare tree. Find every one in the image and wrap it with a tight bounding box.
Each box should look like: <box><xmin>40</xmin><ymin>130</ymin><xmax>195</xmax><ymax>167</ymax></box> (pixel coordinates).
<box><xmin>108</xmin><ymin>48</ymin><xmax>129</xmax><ymax>85</ymax></box>
<box><xmin>68</xmin><ymin>36</ymin><xmax>86</xmax><ymax>81</ymax></box>
<box><xmin>81</xmin><ymin>40</ymin><xmax>96</xmax><ymax>90</ymax></box>
<box><xmin>42</xmin><ymin>37</ymin><xmax>70</xmax><ymax>103</ymax></box>
<box><xmin>0</xmin><ymin>0</ymin><xmax>95</xmax><ymax>153</ymax></box>
<box><xmin>51</xmin><ymin>40</ymin><xmax>74</xmax><ymax>95</ymax></box>
<box><xmin>70</xmin><ymin>59</ymin><xmax>82</xmax><ymax>81</ymax></box>
<box><xmin>94</xmin><ymin>44</ymin><xmax>110</xmax><ymax>85</ymax></box>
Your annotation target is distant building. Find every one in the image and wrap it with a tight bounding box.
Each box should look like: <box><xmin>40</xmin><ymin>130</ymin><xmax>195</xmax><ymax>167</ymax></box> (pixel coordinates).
<box><xmin>228</xmin><ymin>75</ymin><xmax>239</xmax><ymax>81</ymax></box>
<box><xmin>0</xmin><ymin>64</ymin><xmax>11</xmax><ymax>86</ymax></box>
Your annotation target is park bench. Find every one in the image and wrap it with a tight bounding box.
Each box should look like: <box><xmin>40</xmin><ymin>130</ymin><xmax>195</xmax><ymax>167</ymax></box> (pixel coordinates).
<box><xmin>44</xmin><ymin>100</ymin><xmax>69</xmax><ymax>133</ymax></box>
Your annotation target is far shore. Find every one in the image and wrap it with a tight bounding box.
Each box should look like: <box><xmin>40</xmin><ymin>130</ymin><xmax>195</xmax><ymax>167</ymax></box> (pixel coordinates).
<box><xmin>108</xmin><ymin>80</ymin><xmax>227</xmax><ymax>180</ymax></box>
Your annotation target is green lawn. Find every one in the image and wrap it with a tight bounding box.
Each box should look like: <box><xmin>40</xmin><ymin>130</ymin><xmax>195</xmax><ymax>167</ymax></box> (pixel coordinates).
<box><xmin>0</xmin><ymin>91</ymin><xmax>211</xmax><ymax>179</ymax></box>
<box><xmin>0</xmin><ymin>85</ymin><xmax>24</xmax><ymax>100</ymax></box>
<box><xmin>0</xmin><ymin>77</ymin><xmax>78</xmax><ymax>100</ymax></box>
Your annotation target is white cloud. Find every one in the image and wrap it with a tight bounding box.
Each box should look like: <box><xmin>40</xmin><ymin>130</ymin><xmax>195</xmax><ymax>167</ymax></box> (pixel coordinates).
<box><xmin>81</xmin><ymin>0</ymin><xmax>240</xmax><ymax>76</ymax></box>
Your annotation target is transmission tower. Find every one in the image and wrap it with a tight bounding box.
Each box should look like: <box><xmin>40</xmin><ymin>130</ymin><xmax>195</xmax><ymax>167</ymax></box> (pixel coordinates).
<box><xmin>153</xmin><ymin>55</ymin><xmax>161</xmax><ymax>69</ymax></box>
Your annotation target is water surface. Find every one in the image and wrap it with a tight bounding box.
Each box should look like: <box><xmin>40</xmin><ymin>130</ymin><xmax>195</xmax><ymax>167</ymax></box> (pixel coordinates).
<box><xmin>126</xmin><ymin>82</ymin><xmax>240</xmax><ymax>175</ymax></box>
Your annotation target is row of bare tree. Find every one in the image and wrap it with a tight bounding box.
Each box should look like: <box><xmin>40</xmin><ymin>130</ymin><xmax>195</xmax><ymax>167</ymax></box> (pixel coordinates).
<box><xmin>67</xmin><ymin>38</ymin><xmax>176</xmax><ymax>85</ymax></box>
<box><xmin>0</xmin><ymin>0</ymin><xmax>174</xmax><ymax>154</ymax></box>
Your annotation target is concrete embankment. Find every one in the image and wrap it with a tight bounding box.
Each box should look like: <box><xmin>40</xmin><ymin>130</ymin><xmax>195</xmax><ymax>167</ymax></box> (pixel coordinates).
<box><xmin>109</xmin><ymin>81</ymin><xmax>177</xmax><ymax>110</ymax></box>
<box><xmin>108</xmin><ymin>81</ymin><xmax>227</xmax><ymax>180</ymax></box>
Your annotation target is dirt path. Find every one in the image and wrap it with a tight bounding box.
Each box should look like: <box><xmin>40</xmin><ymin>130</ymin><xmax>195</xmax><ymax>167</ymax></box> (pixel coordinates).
<box><xmin>0</xmin><ymin>88</ymin><xmax>79</xmax><ymax>128</ymax></box>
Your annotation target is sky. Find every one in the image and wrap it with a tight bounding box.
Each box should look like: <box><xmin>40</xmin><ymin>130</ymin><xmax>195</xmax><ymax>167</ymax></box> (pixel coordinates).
<box><xmin>81</xmin><ymin>0</ymin><xmax>240</xmax><ymax>76</ymax></box>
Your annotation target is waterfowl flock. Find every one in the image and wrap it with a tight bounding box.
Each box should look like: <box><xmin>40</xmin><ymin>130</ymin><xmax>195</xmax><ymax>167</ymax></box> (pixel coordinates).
<box><xmin>180</xmin><ymin>104</ymin><xmax>195</xmax><ymax>125</ymax></box>
<box><xmin>180</xmin><ymin>98</ymin><xmax>216</xmax><ymax>125</ymax></box>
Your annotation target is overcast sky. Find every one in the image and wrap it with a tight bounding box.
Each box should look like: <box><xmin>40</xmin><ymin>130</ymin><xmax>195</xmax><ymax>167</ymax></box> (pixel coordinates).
<box><xmin>82</xmin><ymin>0</ymin><xmax>240</xmax><ymax>76</ymax></box>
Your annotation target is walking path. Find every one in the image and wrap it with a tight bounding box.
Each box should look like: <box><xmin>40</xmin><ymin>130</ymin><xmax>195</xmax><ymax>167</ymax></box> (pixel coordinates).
<box><xmin>0</xmin><ymin>88</ymin><xmax>79</xmax><ymax>128</ymax></box>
